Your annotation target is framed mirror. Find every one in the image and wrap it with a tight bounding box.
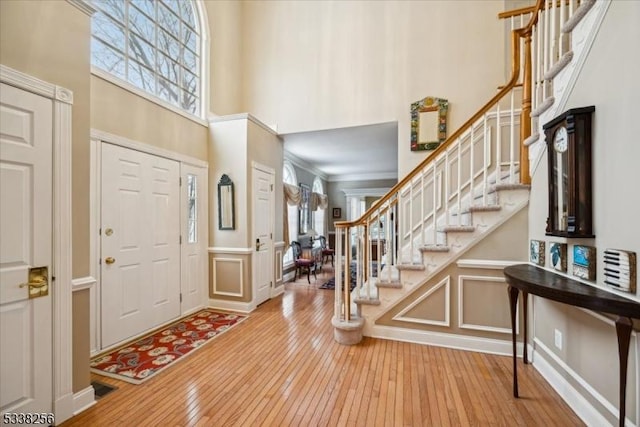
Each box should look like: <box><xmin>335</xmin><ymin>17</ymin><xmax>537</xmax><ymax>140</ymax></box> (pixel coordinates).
<box><xmin>299</xmin><ymin>183</ymin><xmax>310</xmax><ymax>234</ymax></box>
<box><xmin>410</xmin><ymin>96</ymin><xmax>448</xmax><ymax>151</ymax></box>
<box><xmin>218</xmin><ymin>174</ymin><xmax>235</xmax><ymax>230</ymax></box>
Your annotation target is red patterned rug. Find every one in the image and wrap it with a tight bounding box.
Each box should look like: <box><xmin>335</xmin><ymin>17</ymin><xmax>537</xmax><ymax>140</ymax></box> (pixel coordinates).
<box><xmin>90</xmin><ymin>309</ymin><xmax>248</xmax><ymax>384</ymax></box>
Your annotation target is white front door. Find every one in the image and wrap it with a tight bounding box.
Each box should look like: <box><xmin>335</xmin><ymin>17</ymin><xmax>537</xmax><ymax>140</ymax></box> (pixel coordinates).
<box><xmin>252</xmin><ymin>164</ymin><xmax>274</xmax><ymax>306</ymax></box>
<box><xmin>180</xmin><ymin>164</ymin><xmax>207</xmax><ymax>315</ymax></box>
<box><xmin>0</xmin><ymin>83</ymin><xmax>53</xmax><ymax>419</ymax></box>
<box><xmin>101</xmin><ymin>143</ymin><xmax>181</xmax><ymax>348</ymax></box>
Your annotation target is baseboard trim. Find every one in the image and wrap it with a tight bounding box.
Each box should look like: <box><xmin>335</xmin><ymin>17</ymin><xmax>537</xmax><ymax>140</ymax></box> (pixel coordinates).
<box><xmin>271</xmin><ymin>285</ymin><xmax>285</xmax><ymax>298</ymax></box>
<box><xmin>369</xmin><ymin>325</ymin><xmax>524</xmax><ymax>356</ymax></box>
<box><xmin>208</xmin><ymin>298</ymin><xmax>254</xmax><ymax>313</ymax></box>
<box><xmin>72</xmin><ymin>385</ymin><xmax>96</xmax><ymax>415</ymax></box>
<box><xmin>532</xmin><ymin>343</ymin><xmax>618</xmax><ymax>427</ymax></box>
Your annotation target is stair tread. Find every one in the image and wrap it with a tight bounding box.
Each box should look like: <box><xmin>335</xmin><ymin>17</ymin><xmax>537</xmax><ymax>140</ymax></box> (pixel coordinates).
<box><xmin>420</xmin><ymin>245</ymin><xmax>451</xmax><ymax>252</ymax></box>
<box><xmin>395</xmin><ymin>263</ymin><xmax>425</xmax><ymax>271</ymax></box>
<box><xmin>440</xmin><ymin>225</ymin><xmax>475</xmax><ymax>232</ymax></box>
<box><xmin>469</xmin><ymin>204</ymin><xmax>501</xmax><ymax>212</ymax></box>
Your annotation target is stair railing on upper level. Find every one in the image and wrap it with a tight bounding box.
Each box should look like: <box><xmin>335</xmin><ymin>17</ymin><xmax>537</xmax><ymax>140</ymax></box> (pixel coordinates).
<box><xmin>501</xmin><ymin>0</ymin><xmax>596</xmax><ymax>147</ymax></box>
<box><xmin>333</xmin><ymin>0</ymin><xmax>594</xmax><ymax>326</ymax></box>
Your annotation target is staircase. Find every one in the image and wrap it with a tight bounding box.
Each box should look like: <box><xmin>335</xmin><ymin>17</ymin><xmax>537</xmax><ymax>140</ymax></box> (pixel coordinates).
<box><xmin>332</xmin><ymin>0</ymin><xmax>607</xmax><ymax>346</ymax></box>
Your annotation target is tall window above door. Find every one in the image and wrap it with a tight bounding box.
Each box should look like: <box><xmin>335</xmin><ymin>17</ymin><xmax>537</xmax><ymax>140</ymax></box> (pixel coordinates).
<box><xmin>91</xmin><ymin>0</ymin><xmax>205</xmax><ymax>118</ymax></box>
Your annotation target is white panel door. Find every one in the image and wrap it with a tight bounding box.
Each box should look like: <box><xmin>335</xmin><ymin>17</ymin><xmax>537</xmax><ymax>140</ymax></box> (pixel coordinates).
<box><xmin>252</xmin><ymin>165</ymin><xmax>273</xmax><ymax>306</ymax></box>
<box><xmin>0</xmin><ymin>83</ymin><xmax>53</xmax><ymax>419</ymax></box>
<box><xmin>101</xmin><ymin>143</ymin><xmax>180</xmax><ymax>348</ymax></box>
<box><xmin>180</xmin><ymin>164</ymin><xmax>207</xmax><ymax>315</ymax></box>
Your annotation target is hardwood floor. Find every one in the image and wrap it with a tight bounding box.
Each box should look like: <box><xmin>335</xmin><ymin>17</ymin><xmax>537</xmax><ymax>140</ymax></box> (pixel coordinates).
<box><xmin>63</xmin><ymin>266</ymin><xmax>584</xmax><ymax>426</ymax></box>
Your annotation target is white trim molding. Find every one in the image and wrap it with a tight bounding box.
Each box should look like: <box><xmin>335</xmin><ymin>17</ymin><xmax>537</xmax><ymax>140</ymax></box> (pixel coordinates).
<box><xmin>283</xmin><ymin>151</ymin><xmax>328</xmax><ymax>182</ymax></box>
<box><xmin>392</xmin><ymin>276</ymin><xmax>450</xmax><ymax>327</ymax></box>
<box><xmin>208</xmin><ymin>247</ymin><xmax>253</xmax><ymax>255</ymax></box>
<box><xmin>370</xmin><ymin>325</ymin><xmax>524</xmax><ymax>357</ymax></box>
<box><xmin>0</xmin><ymin>65</ymin><xmax>76</xmax><ymax>424</ymax></box>
<box><xmin>71</xmin><ymin>276</ymin><xmax>97</xmax><ymax>292</ymax></box>
<box><xmin>458</xmin><ymin>275</ymin><xmax>517</xmax><ymax>335</ymax></box>
<box><xmin>533</xmin><ymin>339</ymin><xmax>634</xmax><ymax>427</ymax></box>
<box><xmin>342</xmin><ymin>187</ymin><xmax>392</xmax><ymax>198</ymax></box>
<box><xmin>207</xmin><ymin>299</ymin><xmax>254</xmax><ymax>313</ymax></box>
<box><xmin>91</xmin><ymin>129</ymin><xmax>208</xmax><ymax>168</ymax></box>
<box><xmin>208</xmin><ymin>112</ymin><xmax>278</xmax><ymax>136</ymax></box>
<box><xmin>72</xmin><ymin>386</ymin><xmax>96</xmax><ymax>415</ymax></box>
<box><xmin>212</xmin><ymin>258</ymin><xmax>244</xmax><ymax>297</ymax></box>
<box><xmin>329</xmin><ymin>171</ymin><xmax>398</xmax><ymax>182</ymax></box>
<box><xmin>456</xmin><ymin>259</ymin><xmax>522</xmax><ymax>270</ymax></box>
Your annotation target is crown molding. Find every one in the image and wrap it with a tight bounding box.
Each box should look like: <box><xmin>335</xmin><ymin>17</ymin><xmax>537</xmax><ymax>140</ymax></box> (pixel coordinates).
<box><xmin>341</xmin><ymin>187</ymin><xmax>391</xmax><ymax>197</ymax></box>
<box><xmin>283</xmin><ymin>151</ymin><xmax>328</xmax><ymax>181</ymax></box>
<box><xmin>329</xmin><ymin>171</ymin><xmax>398</xmax><ymax>182</ymax></box>
<box><xmin>208</xmin><ymin>113</ymin><xmax>279</xmax><ymax>136</ymax></box>
<box><xmin>66</xmin><ymin>0</ymin><xmax>97</xmax><ymax>16</ymax></box>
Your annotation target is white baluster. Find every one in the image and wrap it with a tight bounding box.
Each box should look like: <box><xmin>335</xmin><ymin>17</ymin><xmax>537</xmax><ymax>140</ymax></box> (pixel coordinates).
<box><xmin>482</xmin><ymin>113</ymin><xmax>488</xmax><ymax>205</ymax></box>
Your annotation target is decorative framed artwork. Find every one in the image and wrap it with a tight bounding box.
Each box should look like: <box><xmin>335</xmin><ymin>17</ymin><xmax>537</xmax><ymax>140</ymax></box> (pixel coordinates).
<box><xmin>410</xmin><ymin>96</ymin><xmax>449</xmax><ymax>151</ymax></box>
<box><xmin>530</xmin><ymin>240</ymin><xmax>545</xmax><ymax>266</ymax></box>
<box><xmin>332</xmin><ymin>207</ymin><xmax>342</xmax><ymax>219</ymax></box>
<box><xmin>549</xmin><ymin>242</ymin><xmax>567</xmax><ymax>272</ymax></box>
<box><xmin>603</xmin><ymin>249</ymin><xmax>636</xmax><ymax>293</ymax></box>
<box><xmin>572</xmin><ymin>245</ymin><xmax>596</xmax><ymax>280</ymax></box>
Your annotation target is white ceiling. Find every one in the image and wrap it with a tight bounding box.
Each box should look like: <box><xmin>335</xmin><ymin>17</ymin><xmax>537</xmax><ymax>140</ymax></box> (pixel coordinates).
<box><xmin>282</xmin><ymin>121</ymin><xmax>398</xmax><ymax>182</ymax></box>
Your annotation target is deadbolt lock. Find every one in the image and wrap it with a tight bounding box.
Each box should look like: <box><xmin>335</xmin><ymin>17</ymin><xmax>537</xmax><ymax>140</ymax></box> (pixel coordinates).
<box><xmin>19</xmin><ymin>266</ymin><xmax>49</xmax><ymax>299</ymax></box>
<box><xmin>105</xmin><ymin>228</ymin><xmax>113</xmax><ymax>236</ymax></box>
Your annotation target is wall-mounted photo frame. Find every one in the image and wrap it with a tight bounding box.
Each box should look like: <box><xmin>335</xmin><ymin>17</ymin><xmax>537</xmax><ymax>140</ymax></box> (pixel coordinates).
<box><xmin>549</xmin><ymin>242</ymin><xmax>567</xmax><ymax>272</ymax></box>
<box><xmin>530</xmin><ymin>240</ymin><xmax>545</xmax><ymax>266</ymax></box>
<box><xmin>410</xmin><ymin>96</ymin><xmax>449</xmax><ymax>151</ymax></box>
<box><xmin>332</xmin><ymin>207</ymin><xmax>342</xmax><ymax>219</ymax></box>
<box><xmin>572</xmin><ymin>245</ymin><xmax>596</xmax><ymax>280</ymax></box>
<box><xmin>218</xmin><ymin>174</ymin><xmax>235</xmax><ymax>230</ymax></box>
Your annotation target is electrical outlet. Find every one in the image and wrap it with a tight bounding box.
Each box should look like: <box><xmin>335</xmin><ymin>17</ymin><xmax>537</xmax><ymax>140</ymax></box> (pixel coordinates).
<box><xmin>554</xmin><ymin>329</ymin><xmax>563</xmax><ymax>350</ymax></box>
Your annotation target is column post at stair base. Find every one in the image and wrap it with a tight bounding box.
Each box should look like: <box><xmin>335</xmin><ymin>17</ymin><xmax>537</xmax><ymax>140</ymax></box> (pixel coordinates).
<box><xmin>332</xmin><ymin>316</ymin><xmax>365</xmax><ymax>345</ymax></box>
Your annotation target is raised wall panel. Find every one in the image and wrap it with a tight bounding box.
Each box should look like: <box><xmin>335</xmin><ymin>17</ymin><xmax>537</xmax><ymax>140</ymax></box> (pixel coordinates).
<box><xmin>213</xmin><ymin>258</ymin><xmax>244</xmax><ymax>297</ymax></box>
<box><xmin>393</xmin><ymin>276</ymin><xmax>450</xmax><ymax>327</ymax></box>
<box><xmin>458</xmin><ymin>275</ymin><xmax>515</xmax><ymax>334</ymax></box>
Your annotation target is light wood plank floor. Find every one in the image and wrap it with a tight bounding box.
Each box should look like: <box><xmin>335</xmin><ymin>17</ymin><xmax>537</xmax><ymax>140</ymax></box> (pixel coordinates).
<box><xmin>63</xmin><ymin>267</ymin><xmax>584</xmax><ymax>427</ymax></box>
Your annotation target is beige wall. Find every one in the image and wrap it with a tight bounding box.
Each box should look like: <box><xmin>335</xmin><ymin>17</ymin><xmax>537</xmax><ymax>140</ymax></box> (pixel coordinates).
<box><xmin>206</xmin><ymin>0</ymin><xmax>243</xmax><ymax>116</ymax></box>
<box><xmin>527</xmin><ymin>1</ymin><xmax>640</xmax><ymax>424</ymax></box>
<box><xmin>91</xmin><ymin>77</ymin><xmax>208</xmax><ymax>161</ymax></box>
<box><xmin>72</xmin><ymin>289</ymin><xmax>91</xmax><ymax>393</ymax></box>
<box><xmin>209</xmin><ymin>118</ymin><xmax>249</xmax><ymax>247</ymax></box>
<box><xmin>240</xmin><ymin>0</ymin><xmax>506</xmax><ymax>177</ymax></box>
<box><xmin>0</xmin><ymin>0</ymin><xmax>92</xmax><ymax>278</ymax></box>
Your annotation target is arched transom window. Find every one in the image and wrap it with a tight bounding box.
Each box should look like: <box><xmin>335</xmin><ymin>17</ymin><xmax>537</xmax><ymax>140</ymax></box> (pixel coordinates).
<box><xmin>91</xmin><ymin>0</ymin><xmax>203</xmax><ymax>116</ymax></box>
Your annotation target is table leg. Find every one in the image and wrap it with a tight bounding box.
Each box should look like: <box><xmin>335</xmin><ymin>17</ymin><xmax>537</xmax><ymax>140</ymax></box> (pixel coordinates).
<box><xmin>508</xmin><ymin>285</ymin><xmax>520</xmax><ymax>398</ymax></box>
<box><xmin>523</xmin><ymin>291</ymin><xmax>529</xmax><ymax>364</ymax></box>
<box><xmin>615</xmin><ymin>316</ymin><xmax>632</xmax><ymax>427</ymax></box>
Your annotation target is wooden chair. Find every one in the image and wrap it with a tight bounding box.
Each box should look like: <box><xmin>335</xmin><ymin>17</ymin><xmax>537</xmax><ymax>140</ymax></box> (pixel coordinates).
<box><xmin>291</xmin><ymin>241</ymin><xmax>316</xmax><ymax>284</ymax></box>
<box><xmin>318</xmin><ymin>235</ymin><xmax>334</xmax><ymax>266</ymax></box>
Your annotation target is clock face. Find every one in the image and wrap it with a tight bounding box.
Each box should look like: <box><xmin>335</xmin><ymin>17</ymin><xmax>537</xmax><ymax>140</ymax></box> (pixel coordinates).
<box><xmin>554</xmin><ymin>126</ymin><xmax>568</xmax><ymax>153</ymax></box>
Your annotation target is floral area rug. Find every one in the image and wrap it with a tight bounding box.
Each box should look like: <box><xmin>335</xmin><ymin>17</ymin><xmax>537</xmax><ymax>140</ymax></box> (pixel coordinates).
<box><xmin>90</xmin><ymin>309</ymin><xmax>247</xmax><ymax>384</ymax></box>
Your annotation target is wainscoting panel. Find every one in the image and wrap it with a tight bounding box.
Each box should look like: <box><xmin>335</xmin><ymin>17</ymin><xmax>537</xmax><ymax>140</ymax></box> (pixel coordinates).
<box><xmin>458</xmin><ymin>275</ymin><xmax>516</xmax><ymax>334</ymax></box>
<box><xmin>212</xmin><ymin>258</ymin><xmax>244</xmax><ymax>297</ymax></box>
<box><xmin>393</xmin><ymin>276</ymin><xmax>450</xmax><ymax>327</ymax></box>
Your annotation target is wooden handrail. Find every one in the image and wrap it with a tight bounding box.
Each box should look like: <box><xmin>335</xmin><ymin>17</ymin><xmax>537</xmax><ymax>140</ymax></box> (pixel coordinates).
<box><xmin>498</xmin><ymin>5</ymin><xmax>536</xmax><ymax>20</ymax></box>
<box><xmin>336</xmin><ymin>30</ymin><xmax>523</xmax><ymax>229</ymax></box>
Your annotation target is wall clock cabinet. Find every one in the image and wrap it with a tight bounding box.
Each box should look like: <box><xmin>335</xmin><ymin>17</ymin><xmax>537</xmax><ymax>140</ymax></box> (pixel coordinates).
<box><xmin>543</xmin><ymin>106</ymin><xmax>595</xmax><ymax>238</ymax></box>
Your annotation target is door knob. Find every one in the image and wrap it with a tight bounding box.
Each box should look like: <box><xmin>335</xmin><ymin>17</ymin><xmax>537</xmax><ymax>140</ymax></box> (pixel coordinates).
<box><xmin>105</xmin><ymin>257</ymin><xmax>116</xmax><ymax>265</ymax></box>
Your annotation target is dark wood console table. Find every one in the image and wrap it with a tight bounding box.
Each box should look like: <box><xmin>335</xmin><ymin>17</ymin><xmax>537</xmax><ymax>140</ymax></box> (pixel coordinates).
<box><xmin>504</xmin><ymin>264</ymin><xmax>640</xmax><ymax>427</ymax></box>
